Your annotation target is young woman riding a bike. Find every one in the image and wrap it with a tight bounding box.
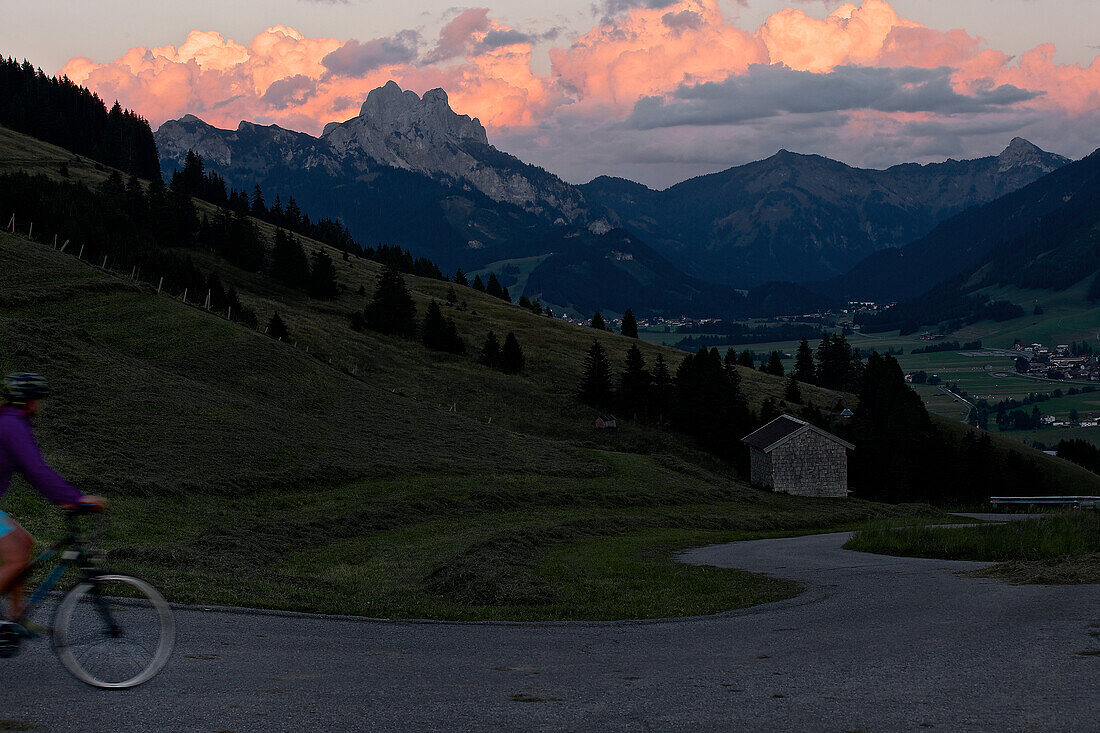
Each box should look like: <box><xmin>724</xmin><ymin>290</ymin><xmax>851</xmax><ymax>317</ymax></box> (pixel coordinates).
<box><xmin>0</xmin><ymin>372</ymin><xmax>106</xmax><ymax>622</ymax></box>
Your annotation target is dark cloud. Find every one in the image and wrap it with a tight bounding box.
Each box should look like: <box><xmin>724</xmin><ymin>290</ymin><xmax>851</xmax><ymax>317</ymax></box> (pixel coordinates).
<box><xmin>475</xmin><ymin>27</ymin><xmax>563</xmax><ymax>53</ymax></box>
<box><xmin>627</xmin><ymin>64</ymin><xmax>1041</xmax><ymax>129</ymax></box>
<box><xmin>600</xmin><ymin>0</ymin><xmax>678</xmax><ymax>16</ymax></box>
<box><xmin>321</xmin><ymin>31</ymin><xmax>420</xmax><ymax>76</ymax></box>
<box><xmin>261</xmin><ymin>75</ymin><xmax>315</xmax><ymax>109</ymax></box>
<box><xmin>425</xmin><ymin>8</ymin><xmax>491</xmax><ymax>63</ymax></box>
<box><xmin>661</xmin><ymin>10</ymin><xmax>703</xmax><ymax>35</ymax></box>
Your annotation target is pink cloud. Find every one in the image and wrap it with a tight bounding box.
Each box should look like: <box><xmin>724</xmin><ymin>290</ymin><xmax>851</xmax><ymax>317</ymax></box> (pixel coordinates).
<box><xmin>58</xmin><ymin>0</ymin><xmax>1100</xmax><ymax>178</ymax></box>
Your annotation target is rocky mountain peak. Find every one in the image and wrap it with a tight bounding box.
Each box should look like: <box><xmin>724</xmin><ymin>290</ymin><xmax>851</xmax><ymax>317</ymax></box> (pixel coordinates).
<box><xmin>996</xmin><ymin>137</ymin><xmax>1068</xmax><ymax>173</ymax></box>
<box><xmin>350</xmin><ymin>80</ymin><xmax>487</xmax><ymax>146</ymax></box>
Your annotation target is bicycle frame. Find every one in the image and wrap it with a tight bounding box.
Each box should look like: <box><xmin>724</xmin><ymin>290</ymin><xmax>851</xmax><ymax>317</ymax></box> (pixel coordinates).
<box><xmin>18</xmin><ymin>515</ymin><xmax>106</xmax><ymax>626</ymax></box>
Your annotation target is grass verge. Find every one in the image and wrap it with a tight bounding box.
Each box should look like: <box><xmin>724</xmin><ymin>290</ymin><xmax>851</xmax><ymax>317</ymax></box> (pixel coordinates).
<box><xmin>844</xmin><ymin>512</ymin><xmax>1100</xmax><ymax>584</ymax></box>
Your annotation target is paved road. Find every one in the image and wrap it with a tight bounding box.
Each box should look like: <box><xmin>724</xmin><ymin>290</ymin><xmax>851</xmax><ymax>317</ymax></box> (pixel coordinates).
<box><xmin>0</xmin><ymin>528</ymin><xmax>1096</xmax><ymax>732</ymax></box>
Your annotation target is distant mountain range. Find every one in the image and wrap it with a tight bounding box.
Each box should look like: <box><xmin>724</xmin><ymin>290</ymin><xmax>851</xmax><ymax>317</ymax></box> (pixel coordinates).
<box><xmin>847</xmin><ymin>149</ymin><xmax>1100</xmax><ymax>332</ymax></box>
<box><xmin>155</xmin><ymin>81</ymin><xmax>1073</xmax><ymax>317</ymax></box>
<box><xmin>580</xmin><ymin>138</ymin><xmax>1068</xmax><ymax>288</ymax></box>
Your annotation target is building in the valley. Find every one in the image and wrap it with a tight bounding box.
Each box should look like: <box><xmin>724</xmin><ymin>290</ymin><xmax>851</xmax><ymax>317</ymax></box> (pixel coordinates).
<box><xmin>742</xmin><ymin>415</ymin><xmax>854</xmax><ymax>498</ymax></box>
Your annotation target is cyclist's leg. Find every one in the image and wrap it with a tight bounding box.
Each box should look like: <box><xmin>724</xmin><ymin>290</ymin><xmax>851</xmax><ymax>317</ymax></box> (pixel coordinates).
<box><xmin>0</xmin><ymin>512</ymin><xmax>33</xmax><ymax>620</ymax></box>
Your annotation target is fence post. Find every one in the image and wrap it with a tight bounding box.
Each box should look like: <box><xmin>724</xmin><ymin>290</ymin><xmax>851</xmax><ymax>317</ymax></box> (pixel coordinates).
<box><xmin>182</xmin><ymin>288</ymin><xmax>188</xmax><ymax>304</ymax></box>
<box><xmin>78</xmin><ymin>244</ymin><xmax>84</xmax><ymax>259</ymax></box>
<box><xmin>6</xmin><ymin>214</ymin><xmax>12</xmax><ymax>232</ymax></box>
<box><xmin>53</xmin><ymin>234</ymin><xmax>57</xmax><ymax>248</ymax></box>
<box><xmin>102</xmin><ymin>255</ymin><xmax>108</xmax><ymax>268</ymax></box>
<box><xmin>204</xmin><ymin>290</ymin><xmax>211</xmax><ymax>309</ymax></box>
<box><xmin>227</xmin><ymin>306</ymin><xmax>232</xmax><ymax>321</ymax></box>
<box><xmin>60</xmin><ymin>241</ymin><xmax>68</xmax><ymax>253</ymax></box>
<box><xmin>157</xmin><ymin>277</ymin><xmax>163</xmax><ymax>294</ymax></box>
<box><xmin>130</xmin><ymin>266</ymin><xmax>136</xmax><ymax>280</ymax></box>
<box><xmin>28</xmin><ymin>222</ymin><xmax>32</xmax><ymax>239</ymax></box>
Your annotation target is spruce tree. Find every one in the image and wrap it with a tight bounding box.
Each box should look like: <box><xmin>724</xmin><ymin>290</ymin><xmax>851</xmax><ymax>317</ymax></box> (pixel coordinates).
<box><xmin>618</xmin><ymin>343</ymin><xmax>651</xmax><ymax>419</ymax></box>
<box><xmin>267</xmin><ymin>311</ymin><xmax>289</xmax><ymax>341</ymax></box>
<box><xmin>650</xmin><ymin>353</ymin><xmax>672</xmax><ymax>424</ymax></box>
<box><xmin>500</xmin><ymin>332</ymin><xmax>525</xmax><ymax>374</ymax></box>
<box><xmin>794</xmin><ymin>337</ymin><xmax>815</xmax><ymax>383</ymax></box>
<box><xmin>362</xmin><ymin>266</ymin><xmax>418</xmax><ymax>338</ymax></box>
<box><xmin>578</xmin><ymin>339</ymin><xmax>613</xmax><ymax>407</ymax></box>
<box><xmin>763</xmin><ymin>350</ymin><xmax>785</xmax><ymax>376</ymax></box>
<box><xmin>737</xmin><ymin>350</ymin><xmax>754</xmax><ymax>368</ymax></box>
<box><xmin>250</xmin><ymin>184</ymin><xmax>267</xmax><ymax>217</ymax></box>
<box><xmin>620</xmin><ymin>308</ymin><xmax>639</xmax><ymax>338</ymax></box>
<box><xmin>472</xmin><ymin>274</ymin><xmax>486</xmax><ymax>292</ymax></box>
<box><xmin>480</xmin><ymin>331</ymin><xmax>501</xmax><ymax>368</ymax></box>
<box><xmin>422</xmin><ymin>300</ymin><xmax>466</xmax><ymax>354</ymax></box>
<box><xmin>486</xmin><ymin>273</ymin><xmax>504</xmax><ymax>299</ymax></box>
<box><xmin>500</xmin><ymin>285</ymin><xmax>511</xmax><ymax>303</ymax></box>
<box><xmin>453</xmin><ymin>268</ymin><xmax>469</xmax><ymax>287</ymax></box>
<box><xmin>784</xmin><ymin>375</ymin><xmax>802</xmax><ymax>403</ymax></box>
<box><xmin>591</xmin><ymin>312</ymin><xmax>606</xmax><ymax>330</ymax></box>
<box><xmin>446</xmin><ymin>286</ymin><xmax>458</xmax><ymax>304</ymax></box>
<box><xmin>723</xmin><ymin>348</ymin><xmax>738</xmax><ymax>377</ymax></box>
<box><xmin>271</xmin><ymin>230</ymin><xmax>310</xmax><ymax>288</ymax></box>
<box><xmin>307</xmin><ymin>250</ymin><xmax>340</xmax><ymax>300</ymax></box>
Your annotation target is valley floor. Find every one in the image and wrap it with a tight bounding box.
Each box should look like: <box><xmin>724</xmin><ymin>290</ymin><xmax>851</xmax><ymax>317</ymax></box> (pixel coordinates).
<box><xmin>2</xmin><ymin>528</ymin><xmax>1096</xmax><ymax>732</ymax></box>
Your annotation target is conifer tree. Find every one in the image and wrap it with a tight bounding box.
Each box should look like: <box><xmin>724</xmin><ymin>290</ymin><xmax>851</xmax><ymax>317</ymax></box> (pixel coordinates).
<box><xmin>723</xmin><ymin>348</ymin><xmax>738</xmax><ymax>377</ymax></box>
<box><xmin>518</xmin><ymin>295</ymin><xmax>532</xmax><ymax>310</ymax></box>
<box><xmin>270</xmin><ymin>230</ymin><xmax>310</xmax><ymax>288</ymax></box>
<box><xmin>250</xmin><ymin>184</ymin><xmax>267</xmax><ymax>217</ymax></box>
<box><xmin>500</xmin><ymin>332</ymin><xmax>525</xmax><ymax>374</ymax></box>
<box><xmin>618</xmin><ymin>343</ymin><xmax>651</xmax><ymax>419</ymax></box>
<box><xmin>784</xmin><ymin>375</ymin><xmax>802</xmax><ymax>403</ymax></box>
<box><xmin>267</xmin><ymin>311</ymin><xmax>289</xmax><ymax>341</ymax></box>
<box><xmin>650</xmin><ymin>353</ymin><xmax>673</xmax><ymax>425</ymax></box>
<box><xmin>486</xmin><ymin>273</ymin><xmax>504</xmax><ymax>299</ymax></box>
<box><xmin>453</xmin><ymin>268</ymin><xmax>469</xmax><ymax>287</ymax></box>
<box><xmin>578</xmin><ymin>339</ymin><xmax>613</xmax><ymax>407</ymax></box>
<box><xmin>794</xmin><ymin>337</ymin><xmax>816</xmax><ymax>384</ymax></box>
<box><xmin>737</xmin><ymin>350</ymin><xmax>754</xmax><ymax>368</ymax></box>
<box><xmin>446</xmin><ymin>286</ymin><xmax>458</xmax><ymax>304</ymax></box>
<box><xmin>361</xmin><ymin>265</ymin><xmax>418</xmax><ymax>338</ymax></box>
<box><xmin>500</xmin><ymin>285</ymin><xmax>511</xmax><ymax>303</ymax></box>
<box><xmin>472</xmin><ymin>274</ymin><xmax>486</xmax><ymax>292</ymax></box>
<box><xmin>480</xmin><ymin>331</ymin><xmax>501</xmax><ymax>368</ymax></box>
<box><xmin>591</xmin><ymin>311</ymin><xmax>606</xmax><ymax>330</ymax></box>
<box><xmin>421</xmin><ymin>300</ymin><xmax>466</xmax><ymax>354</ymax></box>
<box><xmin>307</xmin><ymin>250</ymin><xmax>340</xmax><ymax>300</ymax></box>
<box><xmin>620</xmin><ymin>308</ymin><xmax>639</xmax><ymax>338</ymax></box>
<box><xmin>762</xmin><ymin>350</ymin><xmax>785</xmax><ymax>376</ymax></box>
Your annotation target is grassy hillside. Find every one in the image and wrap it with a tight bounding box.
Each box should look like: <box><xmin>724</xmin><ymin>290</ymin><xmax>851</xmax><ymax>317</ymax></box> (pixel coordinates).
<box><xmin>2</xmin><ymin>124</ymin><xmax>1092</xmax><ymax>620</ymax></box>
<box><xmin>0</xmin><ymin>229</ymin><xmax>943</xmax><ymax>620</ymax></box>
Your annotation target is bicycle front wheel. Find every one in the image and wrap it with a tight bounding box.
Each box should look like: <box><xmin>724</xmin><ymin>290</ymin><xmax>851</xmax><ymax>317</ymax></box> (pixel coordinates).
<box><xmin>52</xmin><ymin>574</ymin><xmax>175</xmax><ymax>689</ymax></box>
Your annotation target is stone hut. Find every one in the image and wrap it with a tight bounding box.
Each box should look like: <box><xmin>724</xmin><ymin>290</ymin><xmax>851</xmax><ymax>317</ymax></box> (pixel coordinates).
<box><xmin>742</xmin><ymin>414</ymin><xmax>854</xmax><ymax>498</ymax></box>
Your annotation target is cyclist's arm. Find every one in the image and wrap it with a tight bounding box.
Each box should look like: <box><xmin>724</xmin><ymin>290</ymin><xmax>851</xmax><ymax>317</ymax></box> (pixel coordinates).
<box><xmin>4</xmin><ymin>419</ymin><xmax>83</xmax><ymax>506</ymax></box>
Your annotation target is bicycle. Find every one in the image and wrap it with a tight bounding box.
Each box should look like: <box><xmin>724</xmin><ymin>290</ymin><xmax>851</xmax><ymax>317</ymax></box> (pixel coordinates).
<box><xmin>0</xmin><ymin>506</ymin><xmax>175</xmax><ymax>688</ymax></box>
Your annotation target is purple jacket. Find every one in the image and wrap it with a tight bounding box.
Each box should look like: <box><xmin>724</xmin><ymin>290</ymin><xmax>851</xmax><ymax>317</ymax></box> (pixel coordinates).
<box><xmin>0</xmin><ymin>405</ymin><xmax>82</xmax><ymax>505</ymax></box>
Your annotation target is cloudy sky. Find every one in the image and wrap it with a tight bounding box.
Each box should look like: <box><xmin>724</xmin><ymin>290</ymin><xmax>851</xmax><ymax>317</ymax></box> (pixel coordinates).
<box><xmin>6</xmin><ymin>0</ymin><xmax>1099</xmax><ymax>187</ymax></box>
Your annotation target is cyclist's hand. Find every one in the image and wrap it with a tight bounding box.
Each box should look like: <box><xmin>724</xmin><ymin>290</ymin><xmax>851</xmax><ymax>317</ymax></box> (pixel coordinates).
<box><xmin>63</xmin><ymin>495</ymin><xmax>107</xmax><ymax>512</ymax></box>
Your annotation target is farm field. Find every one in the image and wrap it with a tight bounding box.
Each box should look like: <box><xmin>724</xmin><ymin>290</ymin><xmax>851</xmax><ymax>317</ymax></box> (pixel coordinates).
<box><xmin>642</xmin><ymin>322</ymin><xmax>1100</xmax><ymax>450</ymax></box>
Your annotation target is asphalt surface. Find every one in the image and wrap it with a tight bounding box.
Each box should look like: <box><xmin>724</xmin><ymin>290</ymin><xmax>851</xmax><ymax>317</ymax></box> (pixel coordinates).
<box><xmin>0</xmin><ymin>520</ymin><xmax>1096</xmax><ymax>732</ymax></box>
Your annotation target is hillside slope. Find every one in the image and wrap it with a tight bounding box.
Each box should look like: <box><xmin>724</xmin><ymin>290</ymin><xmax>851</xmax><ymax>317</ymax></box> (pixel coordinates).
<box><xmin>582</xmin><ymin>139</ymin><xmax>1068</xmax><ymax>288</ymax></box>
<box><xmin>828</xmin><ymin>148</ymin><xmax>1100</xmax><ymax>304</ymax></box>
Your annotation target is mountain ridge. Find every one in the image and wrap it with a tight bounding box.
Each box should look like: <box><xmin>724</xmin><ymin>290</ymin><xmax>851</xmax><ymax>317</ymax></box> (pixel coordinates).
<box><xmin>581</xmin><ymin>140</ymin><xmax>1069</xmax><ymax>287</ymax></box>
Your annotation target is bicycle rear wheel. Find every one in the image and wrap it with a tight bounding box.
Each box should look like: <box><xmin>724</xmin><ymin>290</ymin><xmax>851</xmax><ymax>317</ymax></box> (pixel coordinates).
<box><xmin>52</xmin><ymin>574</ymin><xmax>175</xmax><ymax>688</ymax></box>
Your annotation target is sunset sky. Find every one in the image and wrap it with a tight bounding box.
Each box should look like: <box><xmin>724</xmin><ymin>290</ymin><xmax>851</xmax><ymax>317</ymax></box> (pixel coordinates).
<box><xmin>6</xmin><ymin>0</ymin><xmax>1100</xmax><ymax>186</ymax></box>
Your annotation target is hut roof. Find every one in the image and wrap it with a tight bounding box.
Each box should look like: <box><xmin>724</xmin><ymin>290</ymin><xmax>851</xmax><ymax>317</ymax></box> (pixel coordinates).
<box><xmin>741</xmin><ymin>414</ymin><xmax>854</xmax><ymax>453</ymax></box>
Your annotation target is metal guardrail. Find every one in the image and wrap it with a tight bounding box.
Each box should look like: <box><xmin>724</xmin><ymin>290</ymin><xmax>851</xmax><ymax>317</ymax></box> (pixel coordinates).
<box><xmin>990</xmin><ymin>496</ymin><xmax>1099</xmax><ymax>509</ymax></box>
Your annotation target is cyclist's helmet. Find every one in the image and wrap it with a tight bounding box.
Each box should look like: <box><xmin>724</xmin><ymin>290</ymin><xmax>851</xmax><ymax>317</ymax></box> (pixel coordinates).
<box><xmin>2</xmin><ymin>373</ymin><xmax>50</xmax><ymax>404</ymax></box>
